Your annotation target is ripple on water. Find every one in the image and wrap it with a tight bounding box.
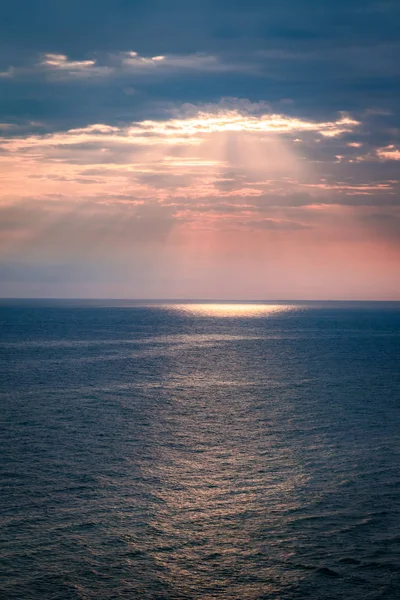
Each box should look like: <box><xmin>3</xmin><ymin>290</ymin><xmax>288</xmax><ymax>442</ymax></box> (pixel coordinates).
<box><xmin>1</xmin><ymin>302</ymin><xmax>400</xmax><ymax>599</ymax></box>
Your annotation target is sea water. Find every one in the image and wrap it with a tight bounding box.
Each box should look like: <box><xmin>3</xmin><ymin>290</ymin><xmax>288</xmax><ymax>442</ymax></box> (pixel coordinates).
<box><xmin>1</xmin><ymin>301</ymin><xmax>400</xmax><ymax>599</ymax></box>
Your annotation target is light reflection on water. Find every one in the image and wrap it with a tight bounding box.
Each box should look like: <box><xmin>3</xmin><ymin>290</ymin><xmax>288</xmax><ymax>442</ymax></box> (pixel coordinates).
<box><xmin>145</xmin><ymin>404</ymin><xmax>309</xmax><ymax>597</ymax></box>
<box><xmin>1</xmin><ymin>302</ymin><xmax>400</xmax><ymax>599</ymax></box>
<box><xmin>172</xmin><ymin>303</ymin><xmax>299</xmax><ymax>317</ymax></box>
<box><xmin>138</xmin><ymin>323</ymin><xmax>311</xmax><ymax>598</ymax></box>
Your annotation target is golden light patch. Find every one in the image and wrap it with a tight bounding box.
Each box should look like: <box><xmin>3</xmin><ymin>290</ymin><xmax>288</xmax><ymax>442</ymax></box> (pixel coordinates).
<box><xmin>172</xmin><ymin>303</ymin><xmax>297</xmax><ymax>317</ymax></box>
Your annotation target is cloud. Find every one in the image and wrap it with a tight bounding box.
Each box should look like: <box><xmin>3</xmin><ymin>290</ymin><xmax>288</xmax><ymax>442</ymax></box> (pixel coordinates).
<box><xmin>1</xmin><ymin>50</ymin><xmax>249</xmax><ymax>82</ymax></box>
<box><xmin>0</xmin><ymin>102</ymin><xmax>369</xmax><ymax>223</ymax></box>
<box><xmin>41</xmin><ymin>53</ymin><xmax>96</xmax><ymax>70</ymax></box>
<box><xmin>0</xmin><ymin>106</ymin><xmax>361</xmax><ymax>157</ymax></box>
<box><xmin>0</xmin><ymin>100</ymin><xmax>398</xmax><ymax>297</ymax></box>
<box><xmin>119</xmin><ymin>51</ymin><xmax>235</xmax><ymax>72</ymax></box>
<box><xmin>376</xmin><ymin>145</ymin><xmax>400</xmax><ymax>160</ymax></box>
<box><xmin>240</xmin><ymin>218</ymin><xmax>311</xmax><ymax>230</ymax></box>
<box><xmin>0</xmin><ymin>102</ymin><xmax>397</xmax><ymax>221</ymax></box>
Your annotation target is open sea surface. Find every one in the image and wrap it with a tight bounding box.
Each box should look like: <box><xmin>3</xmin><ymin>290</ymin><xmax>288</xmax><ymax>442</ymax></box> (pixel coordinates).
<box><xmin>1</xmin><ymin>300</ymin><xmax>400</xmax><ymax>599</ymax></box>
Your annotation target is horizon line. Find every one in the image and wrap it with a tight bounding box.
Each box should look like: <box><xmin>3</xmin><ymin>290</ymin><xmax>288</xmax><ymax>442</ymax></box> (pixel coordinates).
<box><xmin>0</xmin><ymin>297</ymin><xmax>400</xmax><ymax>303</ymax></box>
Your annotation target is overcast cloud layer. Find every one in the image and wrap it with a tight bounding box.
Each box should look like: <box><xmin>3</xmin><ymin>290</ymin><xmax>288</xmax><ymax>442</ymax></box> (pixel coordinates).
<box><xmin>1</xmin><ymin>0</ymin><xmax>399</xmax><ymax>299</ymax></box>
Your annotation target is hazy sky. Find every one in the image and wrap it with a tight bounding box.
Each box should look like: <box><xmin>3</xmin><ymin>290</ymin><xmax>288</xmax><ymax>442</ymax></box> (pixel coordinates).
<box><xmin>1</xmin><ymin>0</ymin><xmax>399</xmax><ymax>299</ymax></box>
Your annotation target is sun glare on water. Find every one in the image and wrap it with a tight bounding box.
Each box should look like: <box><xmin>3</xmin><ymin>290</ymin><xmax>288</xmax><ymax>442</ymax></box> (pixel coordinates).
<box><xmin>173</xmin><ymin>303</ymin><xmax>297</xmax><ymax>317</ymax></box>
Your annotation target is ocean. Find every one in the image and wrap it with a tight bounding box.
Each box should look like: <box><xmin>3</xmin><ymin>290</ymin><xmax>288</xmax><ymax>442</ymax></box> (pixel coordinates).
<box><xmin>1</xmin><ymin>300</ymin><xmax>399</xmax><ymax>599</ymax></box>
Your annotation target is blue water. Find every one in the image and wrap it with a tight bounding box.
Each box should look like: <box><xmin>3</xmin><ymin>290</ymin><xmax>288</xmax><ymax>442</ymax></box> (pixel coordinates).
<box><xmin>1</xmin><ymin>300</ymin><xmax>400</xmax><ymax>599</ymax></box>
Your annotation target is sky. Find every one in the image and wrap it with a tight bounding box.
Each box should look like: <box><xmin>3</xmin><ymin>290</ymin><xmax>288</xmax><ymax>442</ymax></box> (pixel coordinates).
<box><xmin>1</xmin><ymin>0</ymin><xmax>399</xmax><ymax>299</ymax></box>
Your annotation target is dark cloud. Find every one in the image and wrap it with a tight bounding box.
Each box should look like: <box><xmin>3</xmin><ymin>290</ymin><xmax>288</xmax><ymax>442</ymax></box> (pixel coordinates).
<box><xmin>1</xmin><ymin>0</ymin><xmax>399</xmax><ymax>131</ymax></box>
